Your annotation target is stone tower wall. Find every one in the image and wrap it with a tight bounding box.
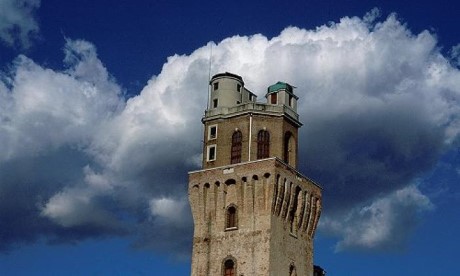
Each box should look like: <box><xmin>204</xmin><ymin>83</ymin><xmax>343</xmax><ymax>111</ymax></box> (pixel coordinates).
<box><xmin>189</xmin><ymin>158</ymin><xmax>321</xmax><ymax>276</ymax></box>
<box><xmin>268</xmin><ymin>163</ymin><xmax>322</xmax><ymax>276</ymax></box>
<box><xmin>202</xmin><ymin>113</ymin><xmax>299</xmax><ymax>169</ymax></box>
<box><xmin>190</xmin><ymin>73</ymin><xmax>321</xmax><ymax>276</ymax></box>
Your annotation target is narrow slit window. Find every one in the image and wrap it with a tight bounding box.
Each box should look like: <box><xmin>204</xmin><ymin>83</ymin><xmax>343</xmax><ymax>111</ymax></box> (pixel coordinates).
<box><xmin>213</xmin><ymin>82</ymin><xmax>219</xmax><ymax>90</ymax></box>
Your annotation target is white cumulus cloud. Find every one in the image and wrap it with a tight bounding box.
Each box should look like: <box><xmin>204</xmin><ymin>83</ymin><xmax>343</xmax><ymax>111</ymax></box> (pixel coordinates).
<box><xmin>149</xmin><ymin>197</ymin><xmax>190</xmax><ymax>226</ymax></box>
<box><xmin>1</xmin><ymin>10</ymin><xmax>460</xmax><ymax>255</ymax></box>
<box><xmin>320</xmin><ymin>185</ymin><xmax>434</xmax><ymax>251</ymax></box>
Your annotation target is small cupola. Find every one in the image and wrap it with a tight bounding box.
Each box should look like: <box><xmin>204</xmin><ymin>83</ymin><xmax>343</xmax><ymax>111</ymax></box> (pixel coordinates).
<box><xmin>266</xmin><ymin>82</ymin><xmax>298</xmax><ymax>112</ymax></box>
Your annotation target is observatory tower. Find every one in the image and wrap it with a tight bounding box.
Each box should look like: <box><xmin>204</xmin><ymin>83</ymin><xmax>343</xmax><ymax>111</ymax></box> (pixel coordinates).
<box><xmin>188</xmin><ymin>72</ymin><xmax>322</xmax><ymax>275</ymax></box>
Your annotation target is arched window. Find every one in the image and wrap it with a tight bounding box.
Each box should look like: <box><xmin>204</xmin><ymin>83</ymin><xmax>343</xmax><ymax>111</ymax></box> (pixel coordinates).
<box><xmin>223</xmin><ymin>259</ymin><xmax>236</xmax><ymax>276</ymax></box>
<box><xmin>226</xmin><ymin>205</ymin><xmax>237</xmax><ymax>229</ymax></box>
<box><xmin>257</xmin><ymin>130</ymin><xmax>270</xmax><ymax>159</ymax></box>
<box><xmin>231</xmin><ymin>131</ymin><xmax>242</xmax><ymax>164</ymax></box>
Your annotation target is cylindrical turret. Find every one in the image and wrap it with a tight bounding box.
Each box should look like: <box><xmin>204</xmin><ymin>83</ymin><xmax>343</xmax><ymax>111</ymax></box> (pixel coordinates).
<box><xmin>209</xmin><ymin>72</ymin><xmax>244</xmax><ymax>109</ymax></box>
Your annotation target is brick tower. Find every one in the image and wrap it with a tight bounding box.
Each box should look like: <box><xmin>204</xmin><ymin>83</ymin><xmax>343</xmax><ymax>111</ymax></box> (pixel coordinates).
<box><xmin>188</xmin><ymin>72</ymin><xmax>322</xmax><ymax>276</ymax></box>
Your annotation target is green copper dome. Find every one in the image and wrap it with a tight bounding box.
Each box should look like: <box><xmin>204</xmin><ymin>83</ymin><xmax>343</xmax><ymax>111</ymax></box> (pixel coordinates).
<box><xmin>267</xmin><ymin>81</ymin><xmax>297</xmax><ymax>97</ymax></box>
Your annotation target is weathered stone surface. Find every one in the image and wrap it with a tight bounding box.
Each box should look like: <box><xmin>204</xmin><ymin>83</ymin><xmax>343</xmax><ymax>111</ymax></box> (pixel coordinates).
<box><xmin>189</xmin><ymin>158</ymin><xmax>321</xmax><ymax>276</ymax></box>
<box><xmin>189</xmin><ymin>73</ymin><xmax>322</xmax><ymax>276</ymax></box>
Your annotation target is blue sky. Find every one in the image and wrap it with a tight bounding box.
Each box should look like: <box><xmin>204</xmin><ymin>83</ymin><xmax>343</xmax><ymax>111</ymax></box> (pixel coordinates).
<box><xmin>0</xmin><ymin>0</ymin><xmax>459</xmax><ymax>275</ymax></box>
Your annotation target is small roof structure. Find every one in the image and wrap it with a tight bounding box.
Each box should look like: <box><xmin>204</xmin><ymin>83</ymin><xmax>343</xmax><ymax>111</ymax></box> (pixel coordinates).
<box><xmin>266</xmin><ymin>81</ymin><xmax>298</xmax><ymax>99</ymax></box>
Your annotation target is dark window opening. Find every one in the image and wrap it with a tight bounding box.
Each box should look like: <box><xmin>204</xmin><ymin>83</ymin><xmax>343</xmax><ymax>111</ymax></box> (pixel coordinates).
<box><xmin>209</xmin><ymin>126</ymin><xmax>217</xmax><ymax>139</ymax></box>
<box><xmin>224</xmin><ymin>259</ymin><xmax>235</xmax><ymax>276</ymax></box>
<box><xmin>231</xmin><ymin>131</ymin><xmax>242</xmax><ymax>164</ymax></box>
<box><xmin>270</xmin><ymin>93</ymin><xmax>277</xmax><ymax>104</ymax></box>
<box><xmin>214</xmin><ymin>82</ymin><xmax>219</xmax><ymax>90</ymax></box>
<box><xmin>208</xmin><ymin>146</ymin><xmax>216</xmax><ymax>161</ymax></box>
<box><xmin>213</xmin><ymin>99</ymin><xmax>218</xmax><ymax>108</ymax></box>
<box><xmin>226</xmin><ymin>206</ymin><xmax>237</xmax><ymax>228</ymax></box>
<box><xmin>289</xmin><ymin>95</ymin><xmax>293</xmax><ymax>107</ymax></box>
<box><xmin>237</xmin><ymin>84</ymin><xmax>241</xmax><ymax>92</ymax></box>
<box><xmin>257</xmin><ymin>130</ymin><xmax>270</xmax><ymax>159</ymax></box>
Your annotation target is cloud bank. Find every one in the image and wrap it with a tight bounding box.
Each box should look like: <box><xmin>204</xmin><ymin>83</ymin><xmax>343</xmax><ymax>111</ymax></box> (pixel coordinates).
<box><xmin>1</xmin><ymin>11</ymin><xmax>459</xmax><ymax>255</ymax></box>
<box><xmin>0</xmin><ymin>0</ymin><xmax>40</xmax><ymax>48</ymax></box>
<box><xmin>320</xmin><ymin>185</ymin><xmax>434</xmax><ymax>251</ymax></box>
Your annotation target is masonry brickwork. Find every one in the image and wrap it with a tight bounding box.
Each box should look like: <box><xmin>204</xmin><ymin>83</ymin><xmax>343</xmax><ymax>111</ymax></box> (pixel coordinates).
<box><xmin>189</xmin><ymin>72</ymin><xmax>322</xmax><ymax>276</ymax></box>
<box><xmin>202</xmin><ymin>113</ymin><xmax>299</xmax><ymax>169</ymax></box>
<box><xmin>189</xmin><ymin>158</ymin><xmax>321</xmax><ymax>275</ymax></box>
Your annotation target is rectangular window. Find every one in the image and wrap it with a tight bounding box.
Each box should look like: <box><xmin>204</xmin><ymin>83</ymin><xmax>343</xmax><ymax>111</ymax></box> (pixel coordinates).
<box><xmin>213</xmin><ymin>82</ymin><xmax>219</xmax><ymax>90</ymax></box>
<box><xmin>207</xmin><ymin>145</ymin><xmax>216</xmax><ymax>161</ymax></box>
<box><xmin>213</xmin><ymin>99</ymin><xmax>218</xmax><ymax>108</ymax></box>
<box><xmin>289</xmin><ymin>95</ymin><xmax>293</xmax><ymax>107</ymax></box>
<box><xmin>270</xmin><ymin>93</ymin><xmax>277</xmax><ymax>104</ymax></box>
<box><xmin>208</xmin><ymin>125</ymin><xmax>217</xmax><ymax>140</ymax></box>
<box><xmin>237</xmin><ymin>84</ymin><xmax>241</xmax><ymax>92</ymax></box>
